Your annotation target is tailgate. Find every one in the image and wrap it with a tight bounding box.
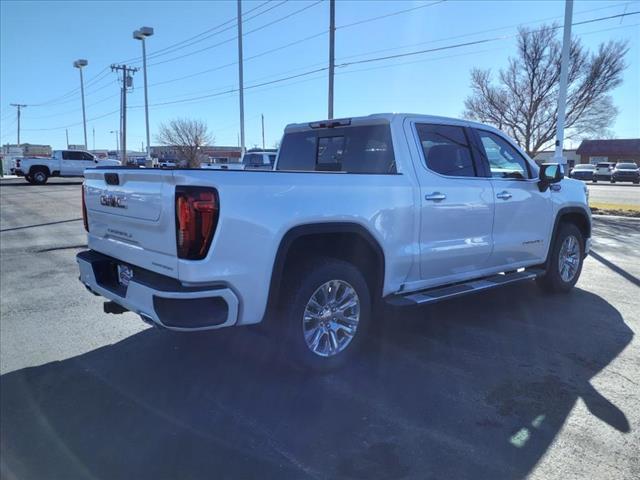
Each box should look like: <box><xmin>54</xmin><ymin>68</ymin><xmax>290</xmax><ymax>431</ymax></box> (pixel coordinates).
<box><xmin>84</xmin><ymin>169</ymin><xmax>179</xmax><ymax>277</ymax></box>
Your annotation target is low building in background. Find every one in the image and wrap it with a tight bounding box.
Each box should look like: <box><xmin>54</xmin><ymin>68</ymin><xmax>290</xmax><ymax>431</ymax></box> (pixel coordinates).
<box><xmin>575</xmin><ymin>139</ymin><xmax>640</xmax><ymax>165</ymax></box>
<box><xmin>534</xmin><ymin>149</ymin><xmax>580</xmax><ymax>167</ymax></box>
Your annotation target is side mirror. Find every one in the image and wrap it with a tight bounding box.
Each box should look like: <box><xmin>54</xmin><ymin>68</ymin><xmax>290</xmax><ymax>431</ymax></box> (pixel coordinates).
<box><xmin>538</xmin><ymin>163</ymin><xmax>564</xmax><ymax>192</ymax></box>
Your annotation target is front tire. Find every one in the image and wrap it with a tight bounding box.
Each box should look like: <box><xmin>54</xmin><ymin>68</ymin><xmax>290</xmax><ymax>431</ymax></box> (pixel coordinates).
<box><xmin>280</xmin><ymin>257</ymin><xmax>371</xmax><ymax>371</ymax></box>
<box><xmin>536</xmin><ymin>223</ymin><xmax>584</xmax><ymax>293</ymax></box>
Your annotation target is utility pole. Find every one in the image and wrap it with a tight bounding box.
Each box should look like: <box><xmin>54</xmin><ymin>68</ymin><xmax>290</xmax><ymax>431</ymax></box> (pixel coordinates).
<box><xmin>553</xmin><ymin>0</ymin><xmax>573</xmax><ymax>166</ymax></box>
<box><xmin>237</xmin><ymin>0</ymin><xmax>245</xmax><ymax>153</ymax></box>
<box><xmin>261</xmin><ymin>114</ymin><xmax>265</xmax><ymax>150</ymax></box>
<box><xmin>328</xmin><ymin>0</ymin><xmax>336</xmax><ymax>120</ymax></box>
<box><xmin>10</xmin><ymin>104</ymin><xmax>26</xmax><ymax>145</ymax></box>
<box><xmin>66</xmin><ymin>129</ymin><xmax>69</xmax><ymax>148</ymax></box>
<box><xmin>111</xmin><ymin>64</ymin><xmax>138</xmax><ymax>165</ymax></box>
<box><xmin>93</xmin><ymin>127</ymin><xmax>95</xmax><ymax>150</ymax></box>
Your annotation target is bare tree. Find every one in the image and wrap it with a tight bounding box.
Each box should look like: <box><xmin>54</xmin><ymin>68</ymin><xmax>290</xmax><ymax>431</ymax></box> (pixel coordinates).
<box><xmin>464</xmin><ymin>25</ymin><xmax>628</xmax><ymax>157</ymax></box>
<box><xmin>156</xmin><ymin>118</ymin><xmax>213</xmax><ymax>168</ymax></box>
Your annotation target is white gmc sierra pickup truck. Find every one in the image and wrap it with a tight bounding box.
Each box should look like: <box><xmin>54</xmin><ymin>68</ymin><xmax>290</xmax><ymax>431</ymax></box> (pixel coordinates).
<box><xmin>77</xmin><ymin>114</ymin><xmax>591</xmax><ymax>370</ymax></box>
<box><xmin>16</xmin><ymin>149</ymin><xmax>120</xmax><ymax>184</ymax></box>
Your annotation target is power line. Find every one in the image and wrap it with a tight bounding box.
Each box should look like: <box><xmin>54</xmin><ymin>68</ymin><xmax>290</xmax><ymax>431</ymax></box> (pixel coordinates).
<box><xmin>22</xmin><ymin>108</ymin><xmax>120</xmax><ymax>131</ymax></box>
<box><xmin>27</xmin><ymin>67</ymin><xmax>111</xmax><ymax>107</ymax></box>
<box><xmin>140</xmin><ymin>0</ymin><xmax>289</xmax><ymax>64</ymax></box>
<box><xmin>336</xmin><ymin>10</ymin><xmax>639</xmax><ymax>68</ymax></box>
<box><xmin>147</xmin><ymin>30</ymin><xmax>328</xmax><ymax>88</ymax></box>
<box><xmin>116</xmin><ymin>0</ymin><xmax>276</xmax><ymax>65</ymax></box>
<box><xmin>337</xmin><ymin>0</ymin><xmax>447</xmax><ymax>30</ymax></box>
<box><xmin>147</xmin><ymin>1</ymin><xmax>323</xmax><ymax>67</ymax></box>
<box><xmin>17</xmin><ymin>9</ymin><xmax>637</xmax><ymax>132</ymax></box>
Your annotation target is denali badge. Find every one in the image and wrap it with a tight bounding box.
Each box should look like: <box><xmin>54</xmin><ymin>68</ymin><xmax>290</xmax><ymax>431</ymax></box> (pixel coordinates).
<box><xmin>100</xmin><ymin>193</ymin><xmax>127</xmax><ymax>209</ymax></box>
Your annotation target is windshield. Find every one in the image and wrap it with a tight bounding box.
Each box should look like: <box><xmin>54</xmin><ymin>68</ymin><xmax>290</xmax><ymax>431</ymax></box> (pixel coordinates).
<box><xmin>574</xmin><ymin>165</ymin><xmax>594</xmax><ymax>170</ymax></box>
<box><xmin>616</xmin><ymin>163</ymin><xmax>638</xmax><ymax>169</ymax></box>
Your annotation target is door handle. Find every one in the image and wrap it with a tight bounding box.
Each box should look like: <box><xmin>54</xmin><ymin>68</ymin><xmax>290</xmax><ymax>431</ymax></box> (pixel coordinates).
<box><xmin>496</xmin><ymin>191</ymin><xmax>512</xmax><ymax>200</ymax></box>
<box><xmin>425</xmin><ymin>192</ymin><xmax>447</xmax><ymax>202</ymax></box>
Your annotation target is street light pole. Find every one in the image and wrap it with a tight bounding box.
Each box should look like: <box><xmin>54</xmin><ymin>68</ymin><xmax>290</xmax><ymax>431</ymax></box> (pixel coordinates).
<box><xmin>328</xmin><ymin>0</ymin><xmax>335</xmax><ymax>120</ymax></box>
<box><xmin>110</xmin><ymin>130</ymin><xmax>119</xmax><ymax>159</ymax></box>
<box><xmin>134</xmin><ymin>27</ymin><xmax>154</xmax><ymax>166</ymax></box>
<box><xmin>237</xmin><ymin>0</ymin><xmax>245</xmax><ymax>153</ymax></box>
<box><xmin>73</xmin><ymin>59</ymin><xmax>89</xmax><ymax>149</ymax></box>
<box><xmin>553</xmin><ymin>0</ymin><xmax>573</xmax><ymax>166</ymax></box>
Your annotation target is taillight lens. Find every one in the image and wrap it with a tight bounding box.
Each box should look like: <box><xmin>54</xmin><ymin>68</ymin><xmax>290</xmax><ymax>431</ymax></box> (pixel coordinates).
<box><xmin>175</xmin><ymin>187</ymin><xmax>219</xmax><ymax>260</ymax></box>
<box><xmin>81</xmin><ymin>184</ymin><xmax>89</xmax><ymax>232</ymax></box>
<box><xmin>16</xmin><ymin>159</ymin><xmax>21</xmax><ymax>167</ymax></box>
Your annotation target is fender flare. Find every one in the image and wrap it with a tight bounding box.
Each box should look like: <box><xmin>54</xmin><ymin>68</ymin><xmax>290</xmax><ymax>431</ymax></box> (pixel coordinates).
<box><xmin>544</xmin><ymin>206</ymin><xmax>591</xmax><ymax>267</ymax></box>
<box><xmin>265</xmin><ymin>222</ymin><xmax>386</xmax><ymax>313</ymax></box>
<box><xmin>28</xmin><ymin>165</ymin><xmax>51</xmax><ymax>176</ymax></box>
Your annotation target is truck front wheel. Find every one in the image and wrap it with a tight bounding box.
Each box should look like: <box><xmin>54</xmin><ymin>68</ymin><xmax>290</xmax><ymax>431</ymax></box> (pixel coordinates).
<box><xmin>280</xmin><ymin>258</ymin><xmax>371</xmax><ymax>371</ymax></box>
<box><xmin>536</xmin><ymin>223</ymin><xmax>584</xmax><ymax>293</ymax></box>
<box><xmin>31</xmin><ymin>169</ymin><xmax>49</xmax><ymax>185</ymax></box>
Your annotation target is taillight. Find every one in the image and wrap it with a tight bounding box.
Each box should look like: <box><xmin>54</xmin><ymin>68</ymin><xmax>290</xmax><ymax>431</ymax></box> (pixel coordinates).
<box><xmin>81</xmin><ymin>184</ymin><xmax>89</xmax><ymax>232</ymax></box>
<box><xmin>16</xmin><ymin>159</ymin><xmax>20</xmax><ymax>167</ymax></box>
<box><xmin>175</xmin><ymin>187</ymin><xmax>219</xmax><ymax>260</ymax></box>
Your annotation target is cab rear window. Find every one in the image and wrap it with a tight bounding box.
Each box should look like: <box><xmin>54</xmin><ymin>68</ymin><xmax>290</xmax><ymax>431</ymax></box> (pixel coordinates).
<box><xmin>276</xmin><ymin>125</ymin><xmax>396</xmax><ymax>174</ymax></box>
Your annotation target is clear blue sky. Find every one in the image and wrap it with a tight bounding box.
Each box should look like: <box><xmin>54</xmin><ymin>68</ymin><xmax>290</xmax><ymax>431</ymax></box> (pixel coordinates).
<box><xmin>1</xmin><ymin>0</ymin><xmax>638</xmax><ymax>151</ymax></box>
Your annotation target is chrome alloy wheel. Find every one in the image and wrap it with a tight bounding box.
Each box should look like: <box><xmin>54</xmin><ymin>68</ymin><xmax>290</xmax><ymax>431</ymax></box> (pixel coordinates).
<box><xmin>558</xmin><ymin>235</ymin><xmax>580</xmax><ymax>282</ymax></box>
<box><xmin>302</xmin><ymin>280</ymin><xmax>360</xmax><ymax>357</ymax></box>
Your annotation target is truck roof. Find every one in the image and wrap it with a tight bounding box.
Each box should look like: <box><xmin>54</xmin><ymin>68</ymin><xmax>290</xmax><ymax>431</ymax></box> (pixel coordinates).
<box><xmin>284</xmin><ymin>113</ymin><xmax>502</xmax><ymax>134</ymax></box>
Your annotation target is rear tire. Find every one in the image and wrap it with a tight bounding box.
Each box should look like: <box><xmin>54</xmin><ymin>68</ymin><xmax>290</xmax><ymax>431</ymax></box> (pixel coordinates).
<box><xmin>31</xmin><ymin>169</ymin><xmax>49</xmax><ymax>185</ymax></box>
<box><xmin>279</xmin><ymin>257</ymin><xmax>371</xmax><ymax>371</ymax></box>
<box><xmin>536</xmin><ymin>223</ymin><xmax>584</xmax><ymax>294</ymax></box>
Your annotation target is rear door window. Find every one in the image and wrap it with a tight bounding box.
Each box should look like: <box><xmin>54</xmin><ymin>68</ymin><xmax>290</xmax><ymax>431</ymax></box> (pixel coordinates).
<box><xmin>416</xmin><ymin>123</ymin><xmax>476</xmax><ymax>177</ymax></box>
<box><xmin>277</xmin><ymin>124</ymin><xmax>396</xmax><ymax>173</ymax></box>
<box><xmin>64</xmin><ymin>151</ymin><xmax>84</xmax><ymax>161</ymax></box>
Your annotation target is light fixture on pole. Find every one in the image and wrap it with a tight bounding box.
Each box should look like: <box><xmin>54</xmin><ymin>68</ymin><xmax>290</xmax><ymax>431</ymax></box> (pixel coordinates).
<box><xmin>73</xmin><ymin>59</ymin><xmax>89</xmax><ymax>149</ymax></box>
<box><xmin>110</xmin><ymin>130</ymin><xmax>120</xmax><ymax>160</ymax></box>
<box><xmin>133</xmin><ymin>26</ymin><xmax>154</xmax><ymax>166</ymax></box>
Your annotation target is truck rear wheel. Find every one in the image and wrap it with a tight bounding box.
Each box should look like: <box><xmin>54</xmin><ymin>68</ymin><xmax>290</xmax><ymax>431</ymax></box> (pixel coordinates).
<box><xmin>280</xmin><ymin>257</ymin><xmax>371</xmax><ymax>371</ymax></box>
<box><xmin>31</xmin><ymin>169</ymin><xmax>49</xmax><ymax>185</ymax></box>
<box><xmin>536</xmin><ymin>223</ymin><xmax>584</xmax><ymax>293</ymax></box>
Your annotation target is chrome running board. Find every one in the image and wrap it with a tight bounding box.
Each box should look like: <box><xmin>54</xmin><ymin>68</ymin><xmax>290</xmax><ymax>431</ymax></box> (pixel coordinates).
<box><xmin>386</xmin><ymin>268</ymin><xmax>545</xmax><ymax>307</ymax></box>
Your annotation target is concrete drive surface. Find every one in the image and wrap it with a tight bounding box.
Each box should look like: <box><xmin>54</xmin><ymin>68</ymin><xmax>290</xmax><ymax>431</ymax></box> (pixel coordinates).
<box><xmin>1</xmin><ymin>178</ymin><xmax>638</xmax><ymax>480</ymax></box>
<box><xmin>586</xmin><ymin>183</ymin><xmax>639</xmax><ymax>207</ymax></box>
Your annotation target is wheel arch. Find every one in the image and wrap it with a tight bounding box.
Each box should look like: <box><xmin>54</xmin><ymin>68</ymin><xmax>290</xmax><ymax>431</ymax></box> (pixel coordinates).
<box><xmin>29</xmin><ymin>165</ymin><xmax>51</xmax><ymax>176</ymax></box>
<box><xmin>266</xmin><ymin>222</ymin><xmax>386</xmax><ymax>314</ymax></box>
<box><xmin>545</xmin><ymin>206</ymin><xmax>591</xmax><ymax>267</ymax></box>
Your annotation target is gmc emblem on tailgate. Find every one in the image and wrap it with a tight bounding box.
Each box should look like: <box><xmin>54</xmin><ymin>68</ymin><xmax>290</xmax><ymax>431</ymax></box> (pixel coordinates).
<box><xmin>100</xmin><ymin>193</ymin><xmax>127</xmax><ymax>209</ymax></box>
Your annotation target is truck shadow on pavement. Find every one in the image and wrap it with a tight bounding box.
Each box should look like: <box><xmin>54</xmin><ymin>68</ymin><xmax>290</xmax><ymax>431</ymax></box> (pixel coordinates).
<box><xmin>0</xmin><ymin>284</ymin><xmax>633</xmax><ymax>480</ymax></box>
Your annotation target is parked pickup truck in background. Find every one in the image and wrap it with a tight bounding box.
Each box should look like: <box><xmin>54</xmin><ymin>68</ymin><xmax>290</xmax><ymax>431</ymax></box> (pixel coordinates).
<box><xmin>77</xmin><ymin>113</ymin><xmax>591</xmax><ymax>370</ymax></box>
<box><xmin>15</xmin><ymin>150</ymin><xmax>120</xmax><ymax>184</ymax></box>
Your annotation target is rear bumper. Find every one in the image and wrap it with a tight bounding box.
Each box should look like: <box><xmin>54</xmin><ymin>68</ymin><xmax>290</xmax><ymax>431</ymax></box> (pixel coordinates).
<box><xmin>77</xmin><ymin>250</ymin><xmax>239</xmax><ymax>331</ymax></box>
<box><xmin>14</xmin><ymin>169</ymin><xmax>24</xmax><ymax>176</ymax></box>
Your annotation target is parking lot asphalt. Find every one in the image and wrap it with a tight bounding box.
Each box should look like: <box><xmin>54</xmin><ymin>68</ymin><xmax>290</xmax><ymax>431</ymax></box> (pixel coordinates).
<box><xmin>1</xmin><ymin>177</ymin><xmax>639</xmax><ymax>480</ymax></box>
